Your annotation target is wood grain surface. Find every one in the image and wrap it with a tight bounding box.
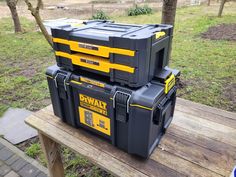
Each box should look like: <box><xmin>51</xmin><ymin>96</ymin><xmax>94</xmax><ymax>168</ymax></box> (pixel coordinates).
<box><xmin>25</xmin><ymin>98</ymin><xmax>236</xmax><ymax>177</ymax></box>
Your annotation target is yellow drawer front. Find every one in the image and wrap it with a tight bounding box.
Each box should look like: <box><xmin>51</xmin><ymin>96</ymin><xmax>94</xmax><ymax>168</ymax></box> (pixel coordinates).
<box><xmin>55</xmin><ymin>51</ymin><xmax>135</xmax><ymax>74</ymax></box>
<box><xmin>53</xmin><ymin>38</ymin><xmax>135</xmax><ymax>57</ymax></box>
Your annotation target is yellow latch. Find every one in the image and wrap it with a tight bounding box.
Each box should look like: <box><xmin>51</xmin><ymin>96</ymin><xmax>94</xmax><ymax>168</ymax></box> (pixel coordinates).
<box><xmin>155</xmin><ymin>31</ymin><xmax>166</xmax><ymax>39</ymax></box>
<box><xmin>164</xmin><ymin>74</ymin><xmax>175</xmax><ymax>94</ymax></box>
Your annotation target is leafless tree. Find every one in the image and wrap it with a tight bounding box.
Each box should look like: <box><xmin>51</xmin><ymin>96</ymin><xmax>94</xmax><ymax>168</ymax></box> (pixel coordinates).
<box><xmin>24</xmin><ymin>0</ymin><xmax>53</xmax><ymax>47</ymax></box>
<box><xmin>6</xmin><ymin>0</ymin><xmax>22</xmax><ymax>33</ymax></box>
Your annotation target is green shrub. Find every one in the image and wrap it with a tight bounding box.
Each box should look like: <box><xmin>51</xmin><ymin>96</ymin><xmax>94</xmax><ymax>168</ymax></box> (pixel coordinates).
<box><xmin>25</xmin><ymin>143</ymin><xmax>41</xmax><ymax>158</ymax></box>
<box><xmin>91</xmin><ymin>10</ymin><xmax>110</xmax><ymax>20</ymax></box>
<box><xmin>127</xmin><ymin>5</ymin><xmax>152</xmax><ymax>16</ymax></box>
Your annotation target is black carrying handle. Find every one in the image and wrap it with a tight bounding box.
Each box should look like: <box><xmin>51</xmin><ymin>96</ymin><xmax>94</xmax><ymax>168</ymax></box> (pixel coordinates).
<box><xmin>153</xmin><ymin>86</ymin><xmax>177</xmax><ymax>125</ymax></box>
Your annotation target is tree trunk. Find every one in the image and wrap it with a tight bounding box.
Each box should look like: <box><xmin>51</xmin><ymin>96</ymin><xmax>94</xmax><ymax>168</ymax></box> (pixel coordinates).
<box><xmin>24</xmin><ymin>0</ymin><xmax>53</xmax><ymax>48</ymax></box>
<box><xmin>161</xmin><ymin>0</ymin><xmax>178</xmax><ymax>26</ymax></box>
<box><xmin>161</xmin><ymin>0</ymin><xmax>178</xmax><ymax>62</ymax></box>
<box><xmin>218</xmin><ymin>0</ymin><xmax>226</xmax><ymax>17</ymax></box>
<box><xmin>6</xmin><ymin>0</ymin><xmax>22</xmax><ymax>33</ymax></box>
<box><xmin>208</xmin><ymin>0</ymin><xmax>211</xmax><ymax>6</ymax></box>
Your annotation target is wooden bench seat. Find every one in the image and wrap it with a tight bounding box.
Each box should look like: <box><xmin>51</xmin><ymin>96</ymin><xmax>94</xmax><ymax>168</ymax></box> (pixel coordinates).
<box><xmin>25</xmin><ymin>98</ymin><xmax>236</xmax><ymax>177</ymax></box>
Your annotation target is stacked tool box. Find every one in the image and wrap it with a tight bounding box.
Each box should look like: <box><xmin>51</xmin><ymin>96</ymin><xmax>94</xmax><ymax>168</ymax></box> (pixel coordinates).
<box><xmin>46</xmin><ymin>20</ymin><xmax>180</xmax><ymax>158</ymax></box>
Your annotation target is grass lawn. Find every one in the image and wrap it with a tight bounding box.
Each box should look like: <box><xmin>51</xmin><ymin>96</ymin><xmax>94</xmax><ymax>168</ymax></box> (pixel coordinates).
<box><xmin>0</xmin><ymin>4</ymin><xmax>236</xmax><ymax>117</ymax></box>
<box><xmin>114</xmin><ymin>4</ymin><xmax>236</xmax><ymax>112</ymax></box>
<box><xmin>0</xmin><ymin>18</ymin><xmax>54</xmax><ymax>116</ymax></box>
<box><xmin>0</xmin><ymin>2</ymin><xmax>236</xmax><ymax>177</ymax></box>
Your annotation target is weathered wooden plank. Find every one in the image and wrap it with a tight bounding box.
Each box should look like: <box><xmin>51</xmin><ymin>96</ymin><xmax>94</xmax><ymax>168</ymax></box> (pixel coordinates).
<box><xmin>176</xmin><ymin>98</ymin><xmax>236</xmax><ymax>120</ymax></box>
<box><xmin>159</xmin><ymin>133</ymin><xmax>232</xmax><ymax>176</ymax></box>
<box><xmin>172</xmin><ymin>111</ymin><xmax>236</xmax><ymax>147</ymax></box>
<box><xmin>25</xmin><ymin>115</ymin><xmax>148</xmax><ymax>177</ymax></box>
<box><xmin>38</xmin><ymin>132</ymin><xmax>65</xmax><ymax>177</ymax></box>
<box><xmin>39</xmin><ymin>105</ymin><xmax>232</xmax><ymax>177</ymax></box>
<box><xmin>175</xmin><ymin>104</ymin><xmax>236</xmax><ymax>129</ymax></box>
<box><xmin>26</xmin><ymin>102</ymin><xmax>236</xmax><ymax>177</ymax></box>
<box><xmin>151</xmin><ymin>149</ymin><xmax>223</xmax><ymax>177</ymax></box>
<box><xmin>167</xmin><ymin>125</ymin><xmax>236</xmax><ymax>160</ymax></box>
<box><xmin>36</xmin><ymin>108</ymin><xmax>184</xmax><ymax>177</ymax></box>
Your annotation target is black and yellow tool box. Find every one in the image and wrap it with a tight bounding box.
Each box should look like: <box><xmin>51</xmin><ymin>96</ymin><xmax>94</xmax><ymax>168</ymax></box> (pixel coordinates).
<box><xmin>51</xmin><ymin>20</ymin><xmax>173</xmax><ymax>87</ymax></box>
<box><xmin>46</xmin><ymin>65</ymin><xmax>179</xmax><ymax>158</ymax></box>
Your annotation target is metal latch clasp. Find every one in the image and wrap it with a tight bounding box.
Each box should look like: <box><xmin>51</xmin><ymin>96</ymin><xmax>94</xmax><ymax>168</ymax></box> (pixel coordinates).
<box><xmin>54</xmin><ymin>73</ymin><xmax>67</xmax><ymax>91</ymax></box>
<box><xmin>112</xmin><ymin>91</ymin><xmax>131</xmax><ymax>113</ymax></box>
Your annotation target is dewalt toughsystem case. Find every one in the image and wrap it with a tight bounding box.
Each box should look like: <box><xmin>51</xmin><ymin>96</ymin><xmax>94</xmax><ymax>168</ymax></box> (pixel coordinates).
<box><xmin>51</xmin><ymin>20</ymin><xmax>173</xmax><ymax>87</ymax></box>
<box><xmin>46</xmin><ymin>65</ymin><xmax>178</xmax><ymax>158</ymax></box>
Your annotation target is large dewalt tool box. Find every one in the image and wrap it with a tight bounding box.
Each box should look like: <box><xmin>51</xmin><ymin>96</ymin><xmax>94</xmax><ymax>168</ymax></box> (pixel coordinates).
<box><xmin>51</xmin><ymin>20</ymin><xmax>173</xmax><ymax>87</ymax></box>
<box><xmin>46</xmin><ymin>65</ymin><xmax>178</xmax><ymax>158</ymax></box>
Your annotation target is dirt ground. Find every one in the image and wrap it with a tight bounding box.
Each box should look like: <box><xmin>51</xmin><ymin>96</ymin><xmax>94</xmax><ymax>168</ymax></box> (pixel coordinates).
<box><xmin>222</xmin><ymin>83</ymin><xmax>236</xmax><ymax>111</ymax></box>
<box><xmin>200</xmin><ymin>23</ymin><xmax>236</xmax><ymax>111</ymax></box>
<box><xmin>0</xmin><ymin>0</ymin><xmax>205</xmax><ymax>20</ymax></box>
<box><xmin>0</xmin><ymin>0</ymin><xmax>161</xmax><ymax>20</ymax></box>
<box><xmin>201</xmin><ymin>23</ymin><xmax>236</xmax><ymax>41</ymax></box>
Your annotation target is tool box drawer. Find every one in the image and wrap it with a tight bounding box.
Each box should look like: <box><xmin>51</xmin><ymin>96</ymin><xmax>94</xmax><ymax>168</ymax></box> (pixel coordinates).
<box><xmin>46</xmin><ymin>65</ymin><xmax>178</xmax><ymax>158</ymax></box>
<box><xmin>51</xmin><ymin>20</ymin><xmax>173</xmax><ymax>87</ymax></box>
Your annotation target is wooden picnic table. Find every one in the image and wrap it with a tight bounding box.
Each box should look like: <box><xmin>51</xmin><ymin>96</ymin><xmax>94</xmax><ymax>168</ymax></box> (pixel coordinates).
<box><xmin>25</xmin><ymin>98</ymin><xmax>236</xmax><ymax>177</ymax></box>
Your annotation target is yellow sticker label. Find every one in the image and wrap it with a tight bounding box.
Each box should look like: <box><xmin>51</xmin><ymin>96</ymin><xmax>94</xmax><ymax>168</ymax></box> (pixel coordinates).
<box><xmin>79</xmin><ymin>94</ymin><xmax>107</xmax><ymax>116</ymax></box>
<box><xmin>79</xmin><ymin>107</ymin><xmax>110</xmax><ymax>136</ymax></box>
<box><xmin>164</xmin><ymin>74</ymin><xmax>175</xmax><ymax>94</ymax></box>
<box><xmin>155</xmin><ymin>31</ymin><xmax>166</xmax><ymax>39</ymax></box>
<box><xmin>80</xmin><ymin>77</ymin><xmax>105</xmax><ymax>88</ymax></box>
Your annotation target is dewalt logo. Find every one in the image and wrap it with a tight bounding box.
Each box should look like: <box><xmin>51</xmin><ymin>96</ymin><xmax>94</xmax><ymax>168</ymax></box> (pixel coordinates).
<box><xmin>79</xmin><ymin>94</ymin><xmax>107</xmax><ymax>115</ymax></box>
<box><xmin>80</xmin><ymin>94</ymin><xmax>106</xmax><ymax>110</ymax></box>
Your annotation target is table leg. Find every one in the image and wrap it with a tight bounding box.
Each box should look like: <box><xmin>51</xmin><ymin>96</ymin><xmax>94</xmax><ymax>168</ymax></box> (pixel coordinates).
<box><xmin>38</xmin><ymin>131</ymin><xmax>65</xmax><ymax>177</ymax></box>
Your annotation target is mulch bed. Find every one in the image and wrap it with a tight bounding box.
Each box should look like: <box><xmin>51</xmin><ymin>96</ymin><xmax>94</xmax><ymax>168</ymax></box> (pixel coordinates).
<box><xmin>201</xmin><ymin>23</ymin><xmax>236</xmax><ymax>41</ymax></box>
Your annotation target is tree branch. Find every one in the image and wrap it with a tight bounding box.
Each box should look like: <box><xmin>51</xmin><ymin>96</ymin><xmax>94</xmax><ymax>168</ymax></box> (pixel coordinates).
<box><xmin>24</xmin><ymin>0</ymin><xmax>53</xmax><ymax>48</ymax></box>
<box><xmin>36</xmin><ymin>0</ymin><xmax>42</xmax><ymax>10</ymax></box>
